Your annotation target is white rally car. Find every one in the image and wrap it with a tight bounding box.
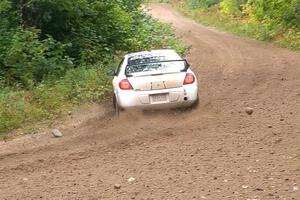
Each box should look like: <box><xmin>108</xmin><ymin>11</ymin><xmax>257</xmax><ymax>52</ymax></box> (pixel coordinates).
<box><xmin>108</xmin><ymin>49</ymin><xmax>199</xmax><ymax>114</ymax></box>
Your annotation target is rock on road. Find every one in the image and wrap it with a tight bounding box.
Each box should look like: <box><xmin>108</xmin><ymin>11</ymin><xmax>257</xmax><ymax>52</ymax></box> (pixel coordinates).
<box><xmin>0</xmin><ymin>3</ymin><xmax>300</xmax><ymax>200</ymax></box>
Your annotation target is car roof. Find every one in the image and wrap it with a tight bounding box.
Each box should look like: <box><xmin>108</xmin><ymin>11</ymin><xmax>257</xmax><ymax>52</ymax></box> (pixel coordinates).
<box><xmin>126</xmin><ymin>49</ymin><xmax>182</xmax><ymax>61</ymax></box>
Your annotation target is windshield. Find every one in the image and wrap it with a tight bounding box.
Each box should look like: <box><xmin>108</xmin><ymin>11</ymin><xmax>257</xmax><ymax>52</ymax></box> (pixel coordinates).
<box><xmin>125</xmin><ymin>56</ymin><xmax>188</xmax><ymax>76</ymax></box>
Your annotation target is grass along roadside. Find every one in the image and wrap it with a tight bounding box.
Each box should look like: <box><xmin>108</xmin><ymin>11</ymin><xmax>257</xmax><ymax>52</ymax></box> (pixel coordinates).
<box><xmin>0</xmin><ymin>67</ymin><xmax>111</xmax><ymax>140</ymax></box>
<box><xmin>162</xmin><ymin>0</ymin><xmax>300</xmax><ymax>52</ymax></box>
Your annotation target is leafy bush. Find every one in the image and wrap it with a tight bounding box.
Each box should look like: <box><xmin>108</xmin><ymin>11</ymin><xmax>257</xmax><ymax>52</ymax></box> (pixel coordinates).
<box><xmin>1</xmin><ymin>0</ymin><xmax>188</xmax><ymax>88</ymax></box>
<box><xmin>171</xmin><ymin>0</ymin><xmax>300</xmax><ymax>51</ymax></box>
<box><xmin>0</xmin><ymin>29</ymin><xmax>73</xmax><ymax>89</ymax></box>
<box><xmin>129</xmin><ymin>14</ymin><xmax>188</xmax><ymax>55</ymax></box>
<box><xmin>9</xmin><ymin>0</ymin><xmax>136</xmax><ymax>63</ymax></box>
<box><xmin>187</xmin><ymin>0</ymin><xmax>220</xmax><ymax>9</ymax></box>
<box><xmin>244</xmin><ymin>0</ymin><xmax>300</xmax><ymax>28</ymax></box>
<box><xmin>0</xmin><ymin>0</ymin><xmax>188</xmax><ymax>137</ymax></box>
<box><xmin>220</xmin><ymin>0</ymin><xmax>247</xmax><ymax>17</ymax></box>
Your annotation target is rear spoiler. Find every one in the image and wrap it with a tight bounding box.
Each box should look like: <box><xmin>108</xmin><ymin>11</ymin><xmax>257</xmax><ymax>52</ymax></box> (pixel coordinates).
<box><xmin>125</xmin><ymin>59</ymin><xmax>190</xmax><ymax>77</ymax></box>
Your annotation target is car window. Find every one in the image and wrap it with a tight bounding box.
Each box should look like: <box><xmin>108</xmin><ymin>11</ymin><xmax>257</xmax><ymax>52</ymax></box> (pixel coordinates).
<box><xmin>116</xmin><ymin>58</ymin><xmax>124</xmax><ymax>76</ymax></box>
<box><xmin>128</xmin><ymin>55</ymin><xmax>166</xmax><ymax>66</ymax></box>
<box><xmin>125</xmin><ymin>60</ymin><xmax>187</xmax><ymax>76</ymax></box>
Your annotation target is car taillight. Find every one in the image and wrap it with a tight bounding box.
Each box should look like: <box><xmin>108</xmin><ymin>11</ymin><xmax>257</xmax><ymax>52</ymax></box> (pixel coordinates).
<box><xmin>119</xmin><ymin>79</ymin><xmax>133</xmax><ymax>90</ymax></box>
<box><xmin>184</xmin><ymin>73</ymin><xmax>195</xmax><ymax>85</ymax></box>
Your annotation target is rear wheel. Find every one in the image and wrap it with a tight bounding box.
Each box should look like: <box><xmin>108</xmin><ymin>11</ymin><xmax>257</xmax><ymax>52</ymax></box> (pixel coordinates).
<box><xmin>113</xmin><ymin>95</ymin><xmax>123</xmax><ymax>117</ymax></box>
<box><xmin>113</xmin><ymin>95</ymin><xmax>119</xmax><ymax>116</ymax></box>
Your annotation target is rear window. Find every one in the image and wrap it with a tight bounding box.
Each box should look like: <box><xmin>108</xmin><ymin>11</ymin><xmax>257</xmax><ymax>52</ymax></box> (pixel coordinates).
<box><xmin>126</xmin><ymin>55</ymin><xmax>188</xmax><ymax>76</ymax></box>
<box><xmin>128</xmin><ymin>55</ymin><xmax>166</xmax><ymax>66</ymax></box>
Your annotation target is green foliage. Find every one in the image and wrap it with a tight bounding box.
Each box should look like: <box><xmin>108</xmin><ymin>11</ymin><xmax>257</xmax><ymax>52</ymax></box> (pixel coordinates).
<box><xmin>172</xmin><ymin>0</ymin><xmax>300</xmax><ymax>51</ymax></box>
<box><xmin>245</xmin><ymin>0</ymin><xmax>300</xmax><ymax>28</ymax></box>
<box><xmin>187</xmin><ymin>0</ymin><xmax>220</xmax><ymax>9</ymax></box>
<box><xmin>10</xmin><ymin>0</ymin><xmax>135</xmax><ymax>62</ymax></box>
<box><xmin>116</xmin><ymin>0</ymin><xmax>143</xmax><ymax>11</ymax></box>
<box><xmin>0</xmin><ymin>29</ymin><xmax>73</xmax><ymax>88</ymax></box>
<box><xmin>0</xmin><ymin>0</ymin><xmax>188</xmax><ymax>137</ymax></box>
<box><xmin>0</xmin><ymin>67</ymin><xmax>111</xmax><ymax>135</ymax></box>
<box><xmin>0</xmin><ymin>0</ymin><xmax>17</xmax><ymax>28</ymax></box>
<box><xmin>220</xmin><ymin>0</ymin><xmax>247</xmax><ymax>17</ymax></box>
<box><xmin>1</xmin><ymin>0</ymin><xmax>188</xmax><ymax>88</ymax></box>
<box><xmin>128</xmin><ymin>14</ymin><xmax>188</xmax><ymax>55</ymax></box>
<box><xmin>178</xmin><ymin>0</ymin><xmax>300</xmax><ymax>28</ymax></box>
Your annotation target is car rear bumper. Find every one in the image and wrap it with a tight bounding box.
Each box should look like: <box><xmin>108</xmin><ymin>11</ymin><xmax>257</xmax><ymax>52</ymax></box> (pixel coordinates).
<box><xmin>116</xmin><ymin>84</ymin><xmax>198</xmax><ymax>109</ymax></box>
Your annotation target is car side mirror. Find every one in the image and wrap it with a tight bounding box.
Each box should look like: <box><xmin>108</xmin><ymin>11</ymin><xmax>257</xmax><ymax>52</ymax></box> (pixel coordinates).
<box><xmin>106</xmin><ymin>69</ymin><xmax>116</xmax><ymax>76</ymax></box>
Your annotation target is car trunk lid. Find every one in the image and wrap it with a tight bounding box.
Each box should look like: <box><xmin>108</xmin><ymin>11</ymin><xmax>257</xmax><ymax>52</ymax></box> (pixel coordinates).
<box><xmin>128</xmin><ymin>72</ymin><xmax>186</xmax><ymax>91</ymax></box>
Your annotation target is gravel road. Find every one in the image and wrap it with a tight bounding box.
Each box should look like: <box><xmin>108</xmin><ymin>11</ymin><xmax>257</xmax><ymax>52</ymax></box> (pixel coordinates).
<box><xmin>0</xmin><ymin>3</ymin><xmax>299</xmax><ymax>200</ymax></box>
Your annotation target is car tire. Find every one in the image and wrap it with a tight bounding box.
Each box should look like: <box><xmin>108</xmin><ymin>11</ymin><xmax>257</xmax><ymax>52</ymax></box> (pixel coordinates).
<box><xmin>113</xmin><ymin>95</ymin><xmax>123</xmax><ymax>117</ymax></box>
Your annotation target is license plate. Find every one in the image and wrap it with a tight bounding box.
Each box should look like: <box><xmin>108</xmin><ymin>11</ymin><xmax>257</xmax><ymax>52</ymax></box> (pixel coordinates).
<box><xmin>151</xmin><ymin>94</ymin><xmax>168</xmax><ymax>103</ymax></box>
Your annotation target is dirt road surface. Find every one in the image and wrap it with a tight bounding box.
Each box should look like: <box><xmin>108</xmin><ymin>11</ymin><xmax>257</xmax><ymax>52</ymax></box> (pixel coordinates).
<box><xmin>1</xmin><ymin>3</ymin><xmax>300</xmax><ymax>200</ymax></box>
